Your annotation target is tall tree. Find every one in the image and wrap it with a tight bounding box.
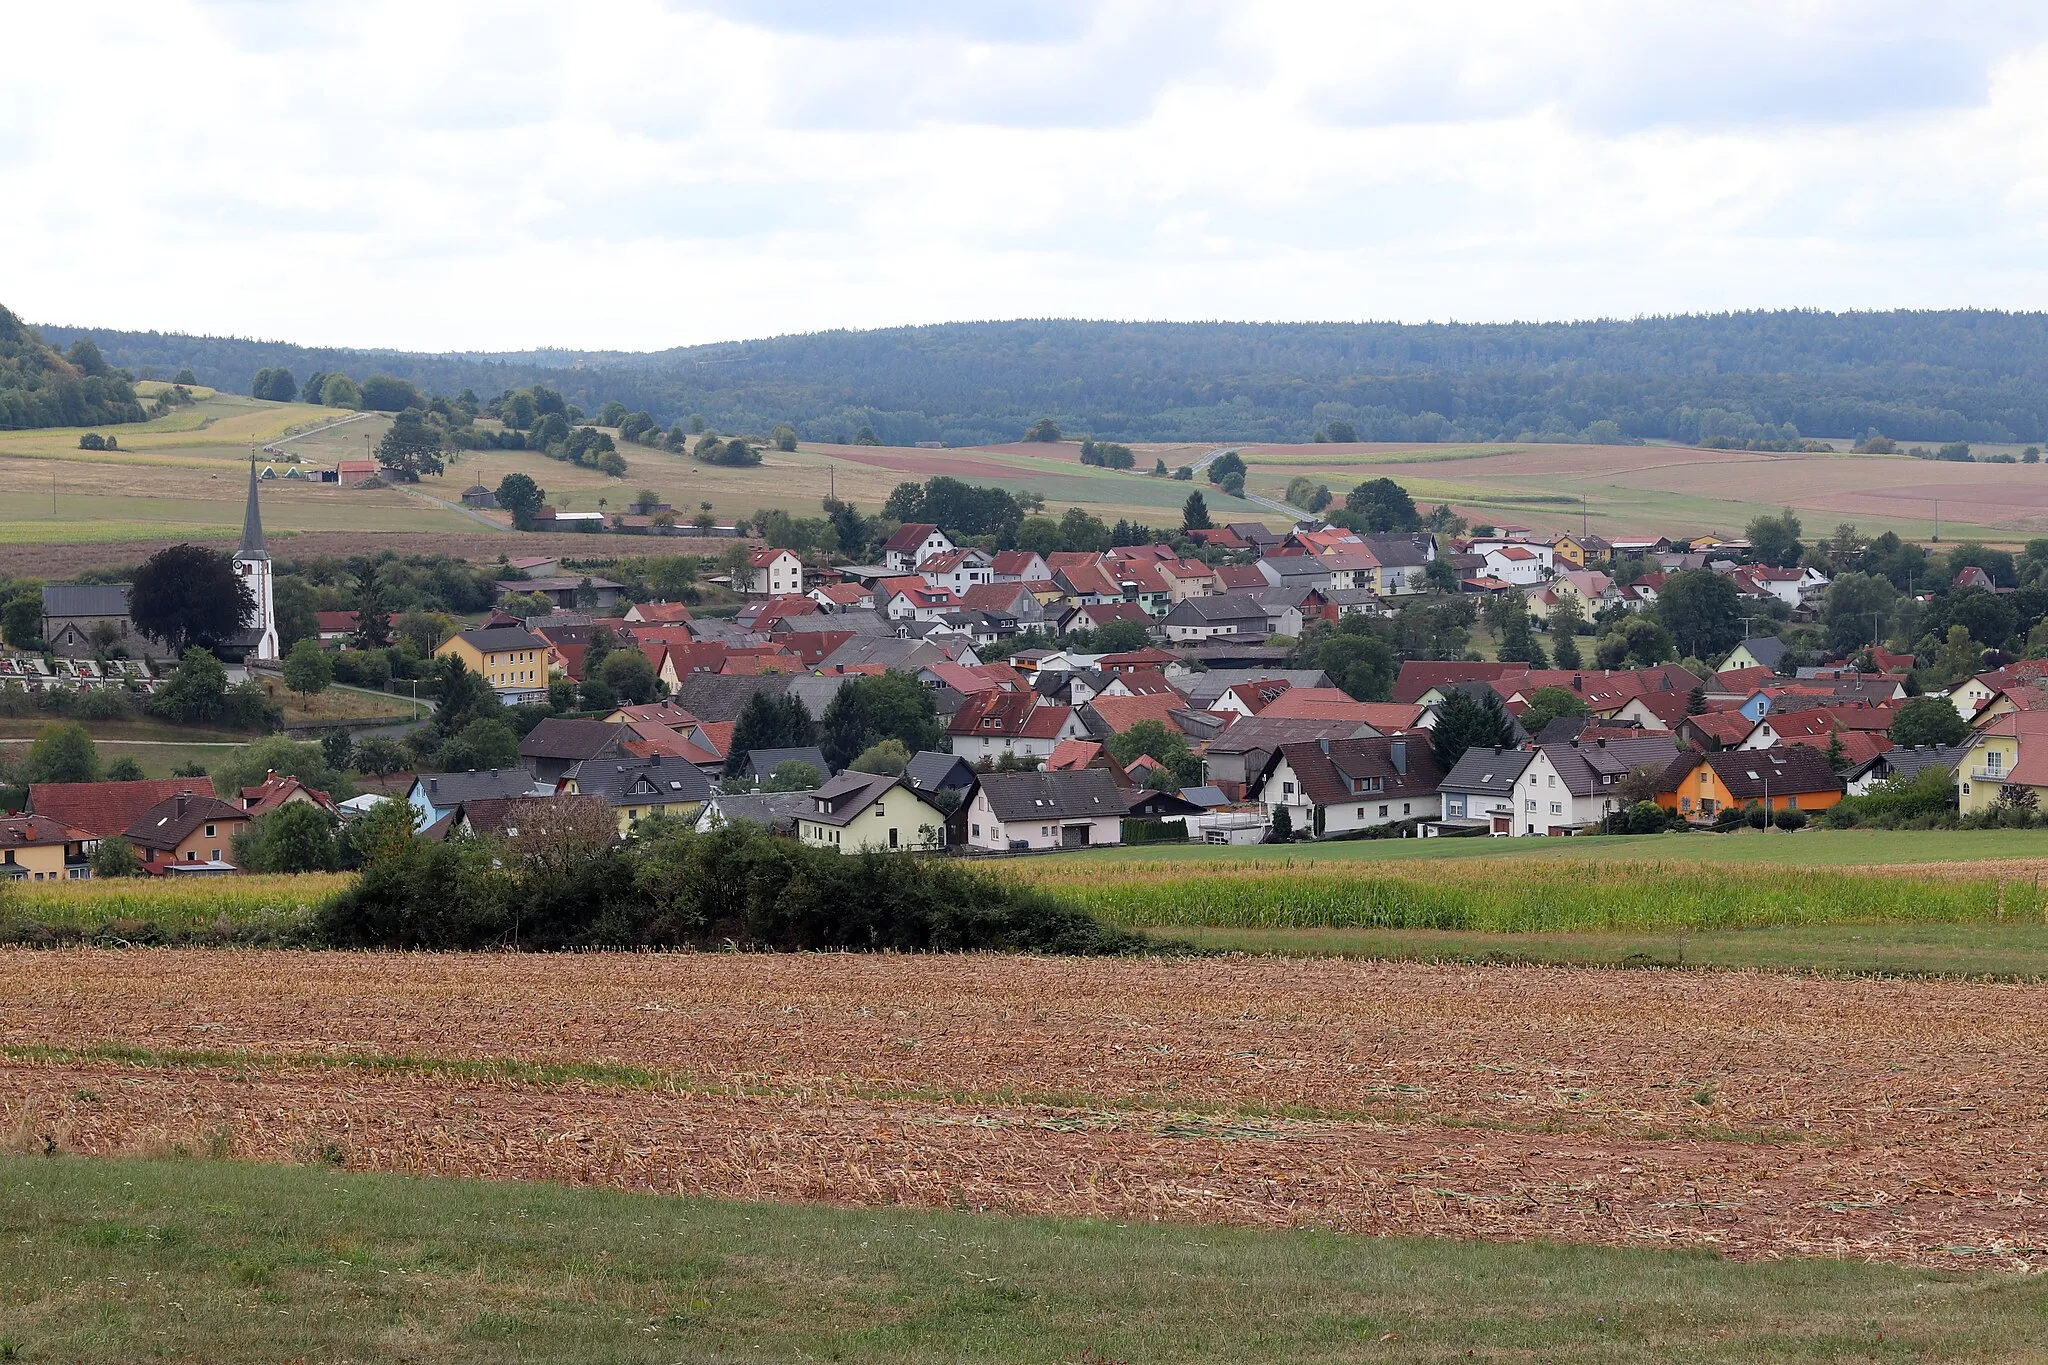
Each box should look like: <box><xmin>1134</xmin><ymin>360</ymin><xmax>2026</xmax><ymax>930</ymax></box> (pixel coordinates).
<box><xmin>375</xmin><ymin>409</ymin><xmax>445</xmax><ymax>481</ymax></box>
<box><xmin>819</xmin><ymin>671</ymin><xmax>941</xmax><ymax>770</ymax></box>
<box><xmin>282</xmin><ymin>637</ymin><xmax>333</xmax><ymax>700</ymax></box>
<box><xmin>495</xmin><ymin>473</ymin><xmax>545</xmax><ymax>530</ymax></box>
<box><xmin>1429</xmin><ymin>687</ymin><xmax>1515</xmax><ymax>772</ymax></box>
<box><xmin>1652</xmin><ymin>570</ymin><xmax>1744</xmax><ymax>660</ymax></box>
<box><xmin>1746</xmin><ymin>510</ymin><xmax>1804</xmax><ymax>569</ymax></box>
<box><xmin>130</xmin><ymin>544</ymin><xmax>253</xmax><ymax>655</ymax></box>
<box><xmin>351</xmin><ymin>574</ymin><xmax>393</xmax><ymax>650</ymax></box>
<box><xmin>724</xmin><ymin>691</ymin><xmax>817</xmax><ymax>777</ymax></box>
<box><xmin>1181</xmin><ymin>490</ymin><xmax>1212</xmax><ymax>530</ymax></box>
<box><xmin>20</xmin><ymin>722</ymin><xmax>100</xmax><ymax>784</ymax></box>
<box><xmin>1340</xmin><ymin>478</ymin><xmax>1421</xmax><ymax>532</ymax></box>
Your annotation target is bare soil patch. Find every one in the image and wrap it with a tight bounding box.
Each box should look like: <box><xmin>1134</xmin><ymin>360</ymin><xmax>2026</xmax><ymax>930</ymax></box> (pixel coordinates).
<box><xmin>3</xmin><ymin>950</ymin><xmax>2044</xmax><ymax>1268</ymax></box>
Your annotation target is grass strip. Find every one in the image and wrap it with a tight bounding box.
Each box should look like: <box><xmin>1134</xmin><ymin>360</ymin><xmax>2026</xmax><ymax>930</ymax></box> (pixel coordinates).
<box><xmin>2</xmin><ymin>1154</ymin><xmax>2041</xmax><ymax>1362</ymax></box>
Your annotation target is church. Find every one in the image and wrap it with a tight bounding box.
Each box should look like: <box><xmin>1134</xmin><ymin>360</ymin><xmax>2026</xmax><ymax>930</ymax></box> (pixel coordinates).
<box><xmin>234</xmin><ymin>455</ymin><xmax>279</xmax><ymax>661</ymax></box>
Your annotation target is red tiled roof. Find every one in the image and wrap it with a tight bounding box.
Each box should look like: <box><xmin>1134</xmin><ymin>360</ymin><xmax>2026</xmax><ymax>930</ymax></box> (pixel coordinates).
<box><xmin>630</xmin><ymin>602</ymin><xmax>694</xmax><ymax>623</ymax></box>
<box><xmin>881</xmin><ymin>523</ymin><xmax>940</xmax><ymax>554</ymax></box>
<box><xmin>1084</xmin><ymin>693</ymin><xmax>1199</xmax><ymax>736</ymax></box>
<box><xmin>1260</xmin><ymin>693</ymin><xmax>1423</xmax><ymax>730</ymax></box>
<box><xmin>28</xmin><ymin>779</ymin><xmax>206</xmax><ymax>839</ymax></box>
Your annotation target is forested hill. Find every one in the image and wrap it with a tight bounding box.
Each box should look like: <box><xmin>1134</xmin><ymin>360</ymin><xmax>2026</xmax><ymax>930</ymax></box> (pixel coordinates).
<box><xmin>0</xmin><ymin>306</ymin><xmax>145</xmax><ymax>430</ymax></box>
<box><xmin>34</xmin><ymin>311</ymin><xmax>2048</xmax><ymax>447</ymax></box>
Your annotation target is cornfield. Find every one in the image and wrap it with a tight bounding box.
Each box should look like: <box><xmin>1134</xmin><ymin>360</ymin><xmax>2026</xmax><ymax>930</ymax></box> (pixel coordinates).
<box><xmin>1010</xmin><ymin>858</ymin><xmax>2048</xmax><ymax>932</ymax></box>
<box><xmin>4</xmin><ymin>874</ymin><xmax>351</xmax><ymax>934</ymax></box>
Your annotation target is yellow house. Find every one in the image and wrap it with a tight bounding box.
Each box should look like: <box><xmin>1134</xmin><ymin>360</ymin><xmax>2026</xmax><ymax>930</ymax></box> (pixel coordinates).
<box><xmin>560</xmin><ymin>754</ymin><xmax>712</xmax><ymax>835</ymax></box>
<box><xmin>798</xmin><ymin>771</ymin><xmax>951</xmax><ymax>853</ymax></box>
<box><xmin>435</xmin><ymin>626</ymin><xmax>556</xmax><ymax>703</ymax></box>
<box><xmin>1549</xmin><ymin>535</ymin><xmax>1587</xmax><ymax>569</ymax></box>
<box><xmin>0</xmin><ymin>815</ymin><xmax>93</xmax><ymax>882</ymax></box>
<box><xmin>1955</xmin><ymin>711</ymin><xmax>2048</xmax><ymax>815</ymax></box>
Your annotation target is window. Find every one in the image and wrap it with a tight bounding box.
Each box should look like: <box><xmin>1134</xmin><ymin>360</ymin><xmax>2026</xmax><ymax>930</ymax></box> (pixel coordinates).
<box><xmin>1283</xmin><ymin>781</ymin><xmax>1295</xmax><ymax>797</ymax></box>
<box><xmin>1378</xmin><ymin>804</ymin><xmax>1388</xmax><ymax>817</ymax></box>
<box><xmin>1549</xmin><ymin>802</ymin><xmax>1562</xmax><ymax>816</ymax></box>
<box><xmin>1403</xmin><ymin>803</ymin><xmax>1411</xmax><ymax>815</ymax></box>
<box><xmin>1525</xmin><ymin>799</ymin><xmax>1536</xmax><ymax>812</ymax></box>
<box><xmin>205</xmin><ymin>824</ymin><xmax>215</xmax><ymax>838</ymax></box>
<box><xmin>972</xmin><ymin>824</ymin><xmax>980</xmax><ymax>837</ymax></box>
<box><xmin>1356</xmin><ymin>807</ymin><xmax>1364</xmax><ymax>818</ymax></box>
<box><xmin>211</xmin><ymin>849</ymin><xmax>221</xmax><ymax>861</ymax></box>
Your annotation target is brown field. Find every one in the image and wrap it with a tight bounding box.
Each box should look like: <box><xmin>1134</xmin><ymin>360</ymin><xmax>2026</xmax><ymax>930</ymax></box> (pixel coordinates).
<box><xmin>5</xmin><ymin>948</ymin><xmax>2046</xmax><ymax>1270</ymax></box>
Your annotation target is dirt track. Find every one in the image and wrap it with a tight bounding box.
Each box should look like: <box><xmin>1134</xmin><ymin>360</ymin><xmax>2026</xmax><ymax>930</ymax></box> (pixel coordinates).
<box><xmin>4</xmin><ymin>949</ymin><xmax>2044</xmax><ymax>1269</ymax></box>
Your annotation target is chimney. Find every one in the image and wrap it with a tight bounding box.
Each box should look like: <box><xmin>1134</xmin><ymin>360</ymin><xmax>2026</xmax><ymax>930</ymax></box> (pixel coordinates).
<box><xmin>1597</xmin><ymin>737</ymin><xmax>1607</xmax><ymax>748</ymax></box>
<box><xmin>1389</xmin><ymin>739</ymin><xmax>1407</xmax><ymax>774</ymax></box>
<box><xmin>1572</xmin><ymin>673</ymin><xmax>1583</xmax><ymax>691</ymax></box>
<box><xmin>650</xmin><ymin>753</ymin><xmax>662</xmax><ymax>766</ymax></box>
<box><xmin>175</xmin><ymin>794</ymin><xmax>188</xmax><ymax>818</ymax></box>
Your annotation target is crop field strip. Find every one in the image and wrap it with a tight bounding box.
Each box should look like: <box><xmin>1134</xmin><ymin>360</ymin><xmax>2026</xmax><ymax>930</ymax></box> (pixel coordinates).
<box><xmin>7</xmin><ymin>949</ymin><xmax>2048</xmax><ymax>1269</ymax></box>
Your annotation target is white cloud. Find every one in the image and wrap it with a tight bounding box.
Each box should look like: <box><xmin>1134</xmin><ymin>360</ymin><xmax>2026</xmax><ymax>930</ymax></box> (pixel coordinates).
<box><xmin>4</xmin><ymin>0</ymin><xmax>2046</xmax><ymax>350</ymax></box>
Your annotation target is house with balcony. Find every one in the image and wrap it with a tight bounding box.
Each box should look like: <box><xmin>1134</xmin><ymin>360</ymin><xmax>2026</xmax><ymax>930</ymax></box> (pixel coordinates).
<box><xmin>1955</xmin><ymin>710</ymin><xmax>2048</xmax><ymax>815</ymax></box>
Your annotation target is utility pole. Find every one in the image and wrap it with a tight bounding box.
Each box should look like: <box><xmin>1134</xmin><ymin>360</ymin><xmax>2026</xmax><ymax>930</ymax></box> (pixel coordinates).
<box><xmin>1933</xmin><ymin>499</ymin><xmax>1941</xmax><ymax>542</ymax></box>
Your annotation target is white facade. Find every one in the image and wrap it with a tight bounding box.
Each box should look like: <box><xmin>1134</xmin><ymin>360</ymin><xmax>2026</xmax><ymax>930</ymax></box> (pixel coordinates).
<box><xmin>1480</xmin><ymin>545</ymin><xmax>1554</xmax><ymax>586</ymax></box>
<box><xmin>1503</xmin><ymin>749</ymin><xmax>1622</xmax><ymax>836</ymax></box>
<box><xmin>884</xmin><ymin>528</ymin><xmax>957</xmax><ymax>572</ymax></box>
<box><xmin>920</xmin><ymin>550</ymin><xmax>994</xmax><ymax>596</ymax></box>
<box><xmin>964</xmin><ymin>786</ymin><xmax>1123</xmax><ymax>852</ymax></box>
<box><xmin>949</xmin><ymin>713</ymin><xmax>1088</xmax><ymax>766</ymax></box>
<box><xmin>1259</xmin><ymin>753</ymin><xmax>1438</xmax><ymax>835</ymax></box>
<box><xmin>747</xmin><ymin>549</ymin><xmax>805</xmax><ymax>597</ymax></box>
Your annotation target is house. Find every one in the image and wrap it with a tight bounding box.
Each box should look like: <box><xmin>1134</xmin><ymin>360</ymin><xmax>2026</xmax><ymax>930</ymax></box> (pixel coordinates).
<box><xmin>1436</xmin><ymin>746</ymin><xmax>1537</xmax><ymax>833</ymax></box>
<box><xmin>1500</xmin><ymin>736</ymin><xmax>1679</xmax><ymax>836</ymax></box>
<box><xmin>1211</xmin><ymin>677</ymin><xmax>1295</xmax><ymax>717</ymax></box>
<box><xmin>742</xmin><ymin>747</ymin><xmax>831</xmax><ymax>786</ymax></box>
<box><xmin>435</xmin><ymin>626</ymin><xmax>556</xmax><ymax>704</ymax></box>
<box><xmin>123</xmin><ymin>792</ymin><xmax>251</xmax><ymax>872</ymax></box>
<box><xmin>1259</xmin><ymin>691</ymin><xmax>1421</xmax><ymax>730</ymax></box>
<box><xmin>1719</xmin><ymin>637</ymin><xmax>1788</xmax><ymax>675</ymax></box>
<box><xmin>695</xmin><ymin>790</ymin><xmax>817</xmax><ymax>836</ymax></box>
<box><xmin>1044</xmin><ymin>738</ymin><xmax>1135</xmax><ymax>787</ymax></box>
<box><xmin>990</xmin><ymin>550</ymin><xmax>1051</xmax><ymax>584</ymax></box>
<box><xmin>1079</xmin><ymin>692</ymin><xmax>1202</xmax><ymax>739</ymax></box>
<box><xmin>1155</xmin><ymin>559</ymin><xmax>1218</xmax><ymax>602</ymax></box>
<box><xmin>798</xmin><ymin>771</ymin><xmax>950</xmax><ymax>852</ymax></box>
<box><xmin>883</xmin><ymin>583</ymin><xmax>958</xmax><ymax>621</ymax></box>
<box><xmin>460</xmin><ymin>483</ymin><xmax>499</xmax><ymax>509</ymax></box>
<box><xmin>1254</xmin><ymin>735</ymin><xmax>1445</xmax><ymax>837</ymax></box>
<box><xmin>496</xmin><ymin>576</ymin><xmax>626</xmax><ymax>613</ymax></box>
<box><xmin>1954</xmin><ymin>710</ymin><xmax>2048</xmax><ymax>815</ymax></box>
<box><xmin>917</xmin><ymin>548</ymin><xmax>994</xmax><ymax>596</ymax></box>
<box><xmin>904</xmin><ymin>750</ymin><xmax>977</xmax><ymax>802</ymax></box>
<box><xmin>1846</xmin><ymin>744</ymin><xmax>1964</xmax><ymax>798</ymax></box>
<box><xmin>238</xmin><ymin>772</ymin><xmax>338</xmax><ymax>818</ymax></box>
<box><xmin>26</xmin><ymin>778</ymin><xmax>206</xmax><ymax>839</ymax></box>
<box><xmin>560</xmin><ymin>754</ymin><xmax>712</xmax><ymax>834</ymax></box>
<box><xmin>880</xmin><ymin>523</ymin><xmax>955</xmax><ymax>572</ymax></box>
<box><xmin>40</xmin><ymin>583</ymin><xmax>160</xmax><ymax>660</ymax></box>
<box><xmin>624</xmin><ymin>601</ymin><xmax>694</xmax><ymax>624</ymax></box>
<box><xmin>744</xmin><ymin>548</ymin><xmax>805</xmax><ymax>598</ymax></box>
<box><xmin>1356</xmin><ymin>533</ymin><xmax>1437</xmax><ymax>595</ymax></box>
<box><xmin>1255</xmin><ymin>556</ymin><xmax>1334</xmax><ymax>594</ymax></box>
<box><xmin>448</xmin><ymin>794</ymin><xmax>613</xmax><ymax>845</ymax></box>
<box><xmin>408</xmin><ymin>769</ymin><xmax>550</xmax><ymax>828</ymax></box>
<box><xmin>947</xmin><ymin>691</ymin><xmax>1088</xmax><ymax>763</ymax></box>
<box><xmin>963</xmin><ymin>769</ymin><xmax>1127</xmax><ymax>852</ymax></box>
<box><xmin>1161</xmin><ymin>594</ymin><xmax>1274</xmax><ymax>643</ymax></box>
<box><xmin>1654</xmin><ymin>746</ymin><xmax>1845</xmax><ymax>822</ymax></box>
<box><xmin>0</xmin><ymin>815</ymin><xmax>95</xmax><ymax>881</ymax></box>
<box><xmin>1479</xmin><ymin>544</ymin><xmax>1551</xmax><ymax>586</ymax></box>
<box><xmin>519</xmin><ymin>717</ymin><xmax>626</xmax><ymax>785</ymax></box>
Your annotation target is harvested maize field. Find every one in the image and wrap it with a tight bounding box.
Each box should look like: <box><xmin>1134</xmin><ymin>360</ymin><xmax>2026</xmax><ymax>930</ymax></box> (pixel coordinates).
<box><xmin>5</xmin><ymin>948</ymin><xmax>2046</xmax><ymax>1272</ymax></box>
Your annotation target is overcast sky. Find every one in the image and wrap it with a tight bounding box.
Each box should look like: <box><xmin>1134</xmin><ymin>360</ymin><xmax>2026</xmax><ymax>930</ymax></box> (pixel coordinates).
<box><xmin>8</xmin><ymin>1</ymin><xmax>2048</xmax><ymax>351</ymax></box>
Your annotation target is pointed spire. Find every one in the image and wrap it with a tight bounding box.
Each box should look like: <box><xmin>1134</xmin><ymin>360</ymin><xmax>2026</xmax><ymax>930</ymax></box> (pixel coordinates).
<box><xmin>238</xmin><ymin>452</ymin><xmax>267</xmax><ymax>560</ymax></box>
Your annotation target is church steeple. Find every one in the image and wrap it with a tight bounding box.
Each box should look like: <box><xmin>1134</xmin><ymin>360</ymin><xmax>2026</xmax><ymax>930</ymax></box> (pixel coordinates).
<box><xmin>238</xmin><ymin>453</ymin><xmax>268</xmax><ymax>560</ymax></box>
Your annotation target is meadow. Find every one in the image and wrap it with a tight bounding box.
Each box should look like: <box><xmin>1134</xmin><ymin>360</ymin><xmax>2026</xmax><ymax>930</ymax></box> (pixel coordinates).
<box><xmin>4</xmin><ymin>1155</ymin><xmax>2041</xmax><ymax>1363</ymax></box>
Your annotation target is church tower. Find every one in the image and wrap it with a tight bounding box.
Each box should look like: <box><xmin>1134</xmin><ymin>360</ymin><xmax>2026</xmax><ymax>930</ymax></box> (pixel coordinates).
<box><xmin>237</xmin><ymin>456</ymin><xmax>279</xmax><ymax>661</ymax></box>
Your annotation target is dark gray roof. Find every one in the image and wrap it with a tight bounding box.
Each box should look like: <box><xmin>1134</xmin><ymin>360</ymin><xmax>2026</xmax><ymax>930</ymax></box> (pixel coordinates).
<box><xmin>1203</xmin><ymin>715</ymin><xmax>1370</xmax><ymax>757</ymax></box>
<box><xmin>1728</xmin><ymin>636</ymin><xmax>1787</xmax><ymax>669</ymax></box>
<box><xmin>570</xmin><ymin>754</ymin><xmax>712</xmax><ymax>807</ymax></box>
<box><xmin>1163</xmin><ymin>593</ymin><xmax>1270</xmax><ymax>627</ymax></box>
<box><xmin>1357</xmin><ymin>533</ymin><xmax>1434</xmax><ymax>568</ymax></box>
<box><xmin>673</xmin><ymin>674</ymin><xmax>794</xmax><ymax>723</ymax></box>
<box><xmin>744</xmin><ymin>747</ymin><xmax>830</xmax><ymax>783</ymax></box>
<box><xmin>1537</xmin><ymin>736</ymin><xmax>1680</xmax><ymax>796</ymax></box>
<box><xmin>518</xmin><ymin>717</ymin><xmax>624</xmax><ymax>762</ymax></box>
<box><xmin>774</xmin><ymin>611</ymin><xmax>892</xmax><ymax>636</ymax></box>
<box><xmin>1865</xmin><ymin>744</ymin><xmax>1966</xmax><ymax>783</ymax></box>
<box><xmin>456</xmin><ymin>626</ymin><xmax>549</xmax><ymax>653</ymax></box>
<box><xmin>1259</xmin><ymin>557</ymin><xmax>1333</xmax><ymax>581</ymax></box>
<box><xmin>804</xmin><ymin>770</ymin><xmax>911</xmax><ymax>827</ymax></box>
<box><xmin>1436</xmin><ymin>745</ymin><xmax>1536</xmax><ymax>793</ymax></box>
<box><xmin>412</xmin><ymin>770</ymin><xmax>547</xmax><ymax>806</ymax></box>
<box><xmin>701</xmin><ymin>791</ymin><xmax>814</xmax><ymax>834</ymax></box>
<box><xmin>1179</xmin><ymin>785</ymin><xmax>1227</xmax><ymax>807</ymax></box>
<box><xmin>975</xmin><ymin>768</ymin><xmax>1126</xmax><ymax>822</ymax></box>
<box><xmin>41</xmin><ymin>583</ymin><xmax>130</xmax><ymax>619</ymax></box>
<box><xmin>238</xmin><ymin>457</ymin><xmax>267</xmax><ymax>559</ymax></box>
<box><xmin>905</xmin><ymin>750</ymin><xmax>976</xmax><ymax>793</ymax></box>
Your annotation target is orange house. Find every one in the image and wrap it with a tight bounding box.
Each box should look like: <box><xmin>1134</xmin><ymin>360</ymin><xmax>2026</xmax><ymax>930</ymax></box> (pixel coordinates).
<box><xmin>1656</xmin><ymin>747</ymin><xmax>1845</xmax><ymax>821</ymax></box>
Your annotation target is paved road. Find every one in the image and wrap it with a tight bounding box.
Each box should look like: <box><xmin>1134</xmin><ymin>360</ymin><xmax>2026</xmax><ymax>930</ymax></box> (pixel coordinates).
<box><xmin>402</xmin><ymin>483</ymin><xmax>512</xmax><ymax>532</ymax></box>
<box><xmin>1188</xmin><ymin>445</ymin><xmax>1308</xmax><ymax>522</ymax></box>
<box><xmin>262</xmin><ymin>410</ymin><xmax>375</xmax><ymax>455</ymax></box>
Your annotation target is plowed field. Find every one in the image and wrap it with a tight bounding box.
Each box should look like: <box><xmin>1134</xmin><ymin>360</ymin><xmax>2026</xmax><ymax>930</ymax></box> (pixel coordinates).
<box><xmin>5</xmin><ymin>949</ymin><xmax>2044</xmax><ymax>1271</ymax></box>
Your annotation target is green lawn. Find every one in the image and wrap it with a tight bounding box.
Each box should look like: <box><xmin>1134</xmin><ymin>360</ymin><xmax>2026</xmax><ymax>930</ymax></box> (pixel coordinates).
<box><xmin>1044</xmin><ymin>829</ymin><xmax>2048</xmax><ymax>870</ymax></box>
<box><xmin>1174</xmin><ymin>922</ymin><xmax>2048</xmax><ymax>979</ymax></box>
<box><xmin>3</xmin><ymin>1156</ymin><xmax>2043</xmax><ymax>1363</ymax></box>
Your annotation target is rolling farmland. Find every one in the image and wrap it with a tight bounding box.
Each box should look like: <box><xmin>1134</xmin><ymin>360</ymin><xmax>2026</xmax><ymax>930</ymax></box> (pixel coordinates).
<box><xmin>7</xmin><ymin>948</ymin><xmax>2048</xmax><ymax>1271</ymax></box>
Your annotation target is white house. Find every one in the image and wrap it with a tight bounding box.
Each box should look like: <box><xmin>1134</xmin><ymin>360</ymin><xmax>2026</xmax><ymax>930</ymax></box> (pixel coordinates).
<box><xmin>1502</xmin><ymin>736</ymin><xmax>1676</xmax><ymax>836</ymax></box>
<box><xmin>883</xmin><ymin>585</ymin><xmax>958</xmax><ymax>621</ymax></box>
<box><xmin>1254</xmin><ymin>736</ymin><xmax>1444</xmax><ymax>837</ymax></box>
<box><xmin>917</xmin><ymin>548</ymin><xmax>995</xmax><ymax>596</ymax></box>
<box><xmin>1480</xmin><ymin>544</ymin><xmax>1554</xmax><ymax>586</ymax></box>
<box><xmin>881</xmin><ymin>523</ymin><xmax>956</xmax><ymax>572</ymax></box>
<box><xmin>745</xmin><ymin>547</ymin><xmax>804</xmax><ymax>597</ymax></box>
<box><xmin>945</xmin><ymin>691</ymin><xmax>1089</xmax><ymax>764</ymax></box>
<box><xmin>965</xmin><ymin>769</ymin><xmax>1126</xmax><ymax>852</ymax></box>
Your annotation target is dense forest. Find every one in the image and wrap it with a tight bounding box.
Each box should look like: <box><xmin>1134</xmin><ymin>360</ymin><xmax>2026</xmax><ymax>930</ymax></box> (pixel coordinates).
<box><xmin>33</xmin><ymin>311</ymin><xmax>2048</xmax><ymax>446</ymax></box>
<box><xmin>0</xmin><ymin>307</ymin><xmax>145</xmax><ymax>430</ymax></box>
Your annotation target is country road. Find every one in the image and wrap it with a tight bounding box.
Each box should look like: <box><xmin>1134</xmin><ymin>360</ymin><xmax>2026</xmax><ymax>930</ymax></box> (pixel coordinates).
<box><xmin>1189</xmin><ymin>446</ymin><xmax>1307</xmax><ymax>522</ymax></box>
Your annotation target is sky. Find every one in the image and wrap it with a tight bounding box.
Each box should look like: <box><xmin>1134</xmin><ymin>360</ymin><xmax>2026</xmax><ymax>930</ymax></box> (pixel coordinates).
<box><xmin>7</xmin><ymin>0</ymin><xmax>2048</xmax><ymax>352</ymax></box>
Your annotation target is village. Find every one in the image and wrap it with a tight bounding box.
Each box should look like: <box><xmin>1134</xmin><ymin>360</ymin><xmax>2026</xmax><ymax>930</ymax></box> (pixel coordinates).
<box><xmin>3</xmin><ymin>460</ymin><xmax>2032</xmax><ymax>880</ymax></box>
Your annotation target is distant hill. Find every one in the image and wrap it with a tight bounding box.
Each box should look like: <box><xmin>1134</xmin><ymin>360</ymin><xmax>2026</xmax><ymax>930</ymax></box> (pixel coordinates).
<box><xmin>33</xmin><ymin>311</ymin><xmax>2048</xmax><ymax>446</ymax></box>
<box><xmin>0</xmin><ymin>305</ymin><xmax>145</xmax><ymax>430</ymax></box>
